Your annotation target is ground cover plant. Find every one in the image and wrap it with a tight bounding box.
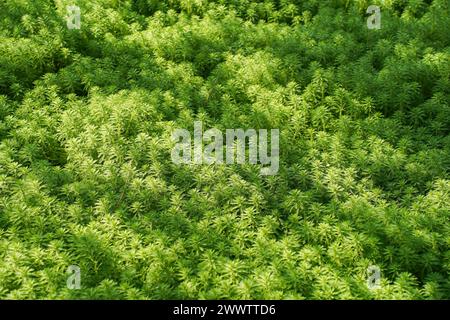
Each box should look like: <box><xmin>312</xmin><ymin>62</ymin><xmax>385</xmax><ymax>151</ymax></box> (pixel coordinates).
<box><xmin>0</xmin><ymin>0</ymin><xmax>449</xmax><ymax>299</ymax></box>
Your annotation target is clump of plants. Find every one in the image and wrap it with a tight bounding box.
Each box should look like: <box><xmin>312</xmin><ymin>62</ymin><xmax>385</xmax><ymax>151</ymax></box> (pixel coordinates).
<box><xmin>0</xmin><ymin>0</ymin><xmax>448</xmax><ymax>299</ymax></box>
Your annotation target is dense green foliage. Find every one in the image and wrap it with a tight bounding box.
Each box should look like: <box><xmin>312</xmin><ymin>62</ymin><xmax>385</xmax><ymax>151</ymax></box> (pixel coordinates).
<box><xmin>0</xmin><ymin>0</ymin><xmax>449</xmax><ymax>299</ymax></box>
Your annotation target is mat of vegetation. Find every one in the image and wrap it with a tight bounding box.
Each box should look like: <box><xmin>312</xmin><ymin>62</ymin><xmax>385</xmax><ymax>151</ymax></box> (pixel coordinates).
<box><xmin>0</xmin><ymin>0</ymin><xmax>449</xmax><ymax>299</ymax></box>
